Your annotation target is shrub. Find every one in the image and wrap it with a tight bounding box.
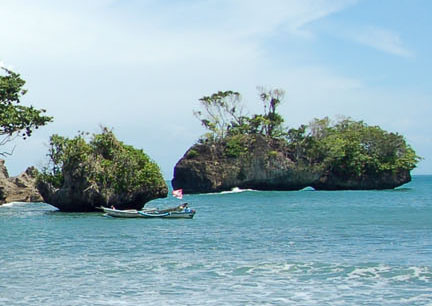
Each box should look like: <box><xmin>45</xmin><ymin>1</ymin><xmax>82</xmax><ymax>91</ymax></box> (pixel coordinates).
<box><xmin>268</xmin><ymin>150</ymin><xmax>278</xmax><ymax>158</ymax></box>
<box><xmin>186</xmin><ymin>149</ymin><xmax>199</xmax><ymax>159</ymax></box>
<box><xmin>224</xmin><ymin>135</ymin><xmax>248</xmax><ymax>158</ymax></box>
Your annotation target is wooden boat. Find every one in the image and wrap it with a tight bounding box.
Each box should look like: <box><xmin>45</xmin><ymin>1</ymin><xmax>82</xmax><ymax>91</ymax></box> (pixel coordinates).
<box><xmin>101</xmin><ymin>207</ymin><xmax>152</xmax><ymax>218</ymax></box>
<box><xmin>101</xmin><ymin>204</ymin><xmax>195</xmax><ymax>219</ymax></box>
<box><xmin>137</xmin><ymin>209</ymin><xmax>195</xmax><ymax>219</ymax></box>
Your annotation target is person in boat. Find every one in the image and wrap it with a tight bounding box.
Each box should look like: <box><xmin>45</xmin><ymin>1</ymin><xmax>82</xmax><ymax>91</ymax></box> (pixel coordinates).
<box><xmin>178</xmin><ymin>203</ymin><xmax>188</xmax><ymax>210</ymax></box>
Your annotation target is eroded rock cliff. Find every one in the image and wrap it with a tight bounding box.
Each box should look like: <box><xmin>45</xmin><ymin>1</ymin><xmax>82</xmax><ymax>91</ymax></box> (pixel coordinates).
<box><xmin>172</xmin><ymin>135</ymin><xmax>411</xmax><ymax>193</ymax></box>
<box><xmin>37</xmin><ymin>165</ymin><xmax>168</xmax><ymax>212</ymax></box>
<box><xmin>0</xmin><ymin>160</ymin><xmax>43</xmax><ymax>204</ymax></box>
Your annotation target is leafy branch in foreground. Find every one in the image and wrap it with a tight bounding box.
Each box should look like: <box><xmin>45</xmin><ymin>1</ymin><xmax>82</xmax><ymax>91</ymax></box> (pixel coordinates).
<box><xmin>0</xmin><ymin>68</ymin><xmax>52</xmax><ymax>155</ymax></box>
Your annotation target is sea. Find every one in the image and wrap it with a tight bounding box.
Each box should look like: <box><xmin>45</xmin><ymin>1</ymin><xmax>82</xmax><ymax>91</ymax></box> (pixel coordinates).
<box><xmin>1</xmin><ymin>176</ymin><xmax>431</xmax><ymax>305</ymax></box>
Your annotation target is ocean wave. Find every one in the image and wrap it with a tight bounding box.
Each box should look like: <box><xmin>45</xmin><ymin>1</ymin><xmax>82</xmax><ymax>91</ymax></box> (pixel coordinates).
<box><xmin>124</xmin><ymin>261</ymin><xmax>432</xmax><ymax>305</ymax></box>
<box><xmin>220</xmin><ymin>187</ymin><xmax>256</xmax><ymax>194</ymax></box>
<box><xmin>0</xmin><ymin>202</ymin><xmax>29</xmax><ymax>208</ymax></box>
<box><xmin>347</xmin><ymin>264</ymin><xmax>431</xmax><ymax>284</ymax></box>
<box><xmin>203</xmin><ymin>187</ymin><xmax>257</xmax><ymax>195</ymax></box>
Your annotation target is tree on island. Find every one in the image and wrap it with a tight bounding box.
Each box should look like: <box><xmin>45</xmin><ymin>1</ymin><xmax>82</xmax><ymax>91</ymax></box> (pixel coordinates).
<box><xmin>193</xmin><ymin>90</ymin><xmax>244</xmax><ymax>140</ymax></box>
<box><xmin>0</xmin><ymin>68</ymin><xmax>52</xmax><ymax>156</ymax></box>
<box><xmin>194</xmin><ymin>88</ymin><xmax>286</xmax><ymax>141</ymax></box>
<box><xmin>192</xmin><ymin>88</ymin><xmax>419</xmax><ymax>176</ymax></box>
<box><xmin>256</xmin><ymin>87</ymin><xmax>285</xmax><ymax>137</ymax></box>
<box><xmin>172</xmin><ymin>88</ymin><xmax>420</xmax><ymax>193</ymax></box>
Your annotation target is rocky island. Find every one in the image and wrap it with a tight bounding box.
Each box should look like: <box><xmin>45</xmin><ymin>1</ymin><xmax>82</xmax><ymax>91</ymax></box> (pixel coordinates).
<box><xmin>0</xmin><ymin>160</ymin><xmax>43</xmax><ymax>204</ymax></box>
<box><xmin>172</xmin><ymin>90</ymin><xmax>419</xmax><ymax>193</ymax></box>
<box><xmin>37</xmin><ymin>128</ymin><xmax>168</xmax><ymax>212</ymax></box>
<box><xmin>1</xmin><ymin>67</ymin><xmax>168</xmax><ymax>212</ymax></box>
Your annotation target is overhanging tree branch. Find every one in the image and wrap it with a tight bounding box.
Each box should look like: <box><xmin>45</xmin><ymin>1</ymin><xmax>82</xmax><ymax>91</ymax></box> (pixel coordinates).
<box><xmin>0</xmin><ymin>67</ymin><xmax>52</xmax><ymax>155</ymax></box>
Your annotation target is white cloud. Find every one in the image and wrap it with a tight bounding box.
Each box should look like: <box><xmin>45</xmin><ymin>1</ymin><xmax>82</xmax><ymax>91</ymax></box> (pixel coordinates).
<box><xmin>0</xmin><ymin>0</ymin><xmax>358</xmax><ymax>64</ymax></box>
<box><xmin>353</xmin><ymin>26</ymin><xmax>413</xmax><ymax>57</ymax></box>
<box><xmin>178</xmin><ymin>0</ymin><xmax>358</xmax><ymax>38</ymax></box>
<box><xmin>279</xmin><ymin>0</ymin><xmax>359</xmax><ymax>37</ymax></box>
<box><xmin>0</xmin><ymin>0</ymin><xmax>429</xmax><ymax>176</ymax></box>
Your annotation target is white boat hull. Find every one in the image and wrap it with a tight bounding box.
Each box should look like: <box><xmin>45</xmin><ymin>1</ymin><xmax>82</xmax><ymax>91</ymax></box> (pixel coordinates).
<box><xmin>101</xmin><ymin>208</ymin><xmax>142</xmax><ymax>218</ymax></box>
<box><xmin>101</xmin><ymin>206</ymin><xmax>195</xmax><ymax>219</ymax></box>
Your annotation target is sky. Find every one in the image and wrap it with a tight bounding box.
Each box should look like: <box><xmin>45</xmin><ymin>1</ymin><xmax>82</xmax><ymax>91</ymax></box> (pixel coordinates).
<box><xmin>1</xmin><ymin>0</ymin><xmax>431</xmax><ymax>178</ymax></box>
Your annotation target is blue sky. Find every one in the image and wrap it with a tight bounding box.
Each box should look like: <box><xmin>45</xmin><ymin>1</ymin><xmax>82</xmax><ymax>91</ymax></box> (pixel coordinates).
<box><xmin>1</xmin><ymin>0</ymin><xmax>431</xmax><ymax>177</ymax></box>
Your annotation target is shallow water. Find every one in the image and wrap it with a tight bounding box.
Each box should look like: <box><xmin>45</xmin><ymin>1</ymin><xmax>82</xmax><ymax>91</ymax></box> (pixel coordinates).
<box><xmin>1</xmin><ymin>176</ymin><xmax>431</xmax><ymax>305</ymax></box>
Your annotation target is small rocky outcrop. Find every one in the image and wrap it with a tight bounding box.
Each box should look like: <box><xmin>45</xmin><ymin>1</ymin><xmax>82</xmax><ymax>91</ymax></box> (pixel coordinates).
<box><xmin>172</xmin><ymin>135</ymin><xmax>411</xmax><ymax>193</ymax></box>
<box><xmin>0</xmin><ymin>160</ymin><xmax>43</xmax><ymax>204</ymax></box>
<box><xmin>36</xmin><ymin>129</ymin><xmax>168</xmax><ymax>212</ymax></box>
<box><xmin>37</xmin><ymin>170</ymin><xmax>168</xmax><ymax>212</ymax></box>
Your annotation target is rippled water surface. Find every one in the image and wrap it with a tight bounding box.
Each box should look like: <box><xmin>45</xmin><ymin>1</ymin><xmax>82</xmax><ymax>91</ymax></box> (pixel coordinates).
<box><xmin>1</xmin><ymin>176</ymin><xmax>431</xmax><ymax>305</ymax></box>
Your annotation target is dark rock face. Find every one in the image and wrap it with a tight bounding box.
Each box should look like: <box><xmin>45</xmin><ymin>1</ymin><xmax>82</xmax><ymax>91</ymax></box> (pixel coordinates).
<box><xmin>312</xmin><ymin>170</ymin><xmax>411</xmax><ymax>190</ymax></box>
<box><xmin>172</xmin><ymin>135</ymin><xmax>321</xmax><ymax>193</ymax></box>
<box><xmin>0</xmin><ymin>160</ymin><xmax>43</xmax><ymax>204</ymax></box>
<box><xmin>37</xmin><ymin>163</ymin><xmax>168</xmax><ymax>212</ymax></box>
<box><xmin>172</xmin><ymin>135</ymin><xmax>411</xmax><ymax>193</ymax></box>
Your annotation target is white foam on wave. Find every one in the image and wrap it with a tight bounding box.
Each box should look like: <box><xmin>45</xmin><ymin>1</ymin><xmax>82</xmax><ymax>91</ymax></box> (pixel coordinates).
<box><xmin>2</xmin><ymin>255</ymin><xmax>429</xmax><ymax>305</ymax></box>
<box><xmin>348</xmin><ymin>264</ymin><xmax>391</xmax><ymax>280</ymax></box>
<box><xmin>400</xmin><ymin>293</ymin><xmax>432</xmax><ymax>304</ymax></box>
<box><xmin>346</xmin><ymin>264</ymin><xmax>432</xmax><ymax>286</ymax></box>
<box><xmin>299</xmin><ymin>186</ymin><xmax>315</xmax><ymax>191</ymax></box>
<box><xmin>204</xmin><ymin>187</ymin><xmax>258</xmax><ymax>196</ymax></box>
<box><xmin>409</xmin><ymin>266</ymin><xmax>431</xmax><ymax>282</ymax></box>
<box><xmin>0</xmin><ymin>202</ymin><xmax>28</xmax><ymax>208</ymax></box>
<box><xmin>220</xmin><ymin>187</ymin><xmax>256</xmax><ymax>194</ymax></box>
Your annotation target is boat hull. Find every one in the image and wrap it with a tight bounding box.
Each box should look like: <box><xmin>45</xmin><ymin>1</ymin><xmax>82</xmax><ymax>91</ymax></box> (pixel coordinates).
<box><xmin>102</xmin><ymin>208</ymin><xmax>142</xmax><ymax>218</ymax></box>
<box><xmin>101</xmin><ymin>207</ymin><xmax>195</xmax><ymax>219</ymax></box>
<box><xmin>138</xmin><ymin>210</ymin><xmax>195</xmax><ymax>219</ymax></box>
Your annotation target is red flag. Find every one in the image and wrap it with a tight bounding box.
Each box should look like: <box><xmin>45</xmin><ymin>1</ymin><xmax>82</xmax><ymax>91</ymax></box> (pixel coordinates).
<box><xmin>172</xmin><ymin>189</ymin><xmax>183</xmax><ymax>199</ymax></box>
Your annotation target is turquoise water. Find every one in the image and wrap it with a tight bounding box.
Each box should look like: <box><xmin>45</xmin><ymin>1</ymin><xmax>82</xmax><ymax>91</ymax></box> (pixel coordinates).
<box><xmin>1</xmin><ymin>177</ymin><xmax>431</xmax><ymax>305</ymax></box>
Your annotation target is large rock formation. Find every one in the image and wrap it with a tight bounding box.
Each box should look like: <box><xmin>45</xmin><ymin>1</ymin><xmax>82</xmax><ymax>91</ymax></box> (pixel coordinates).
<box><xmin>172</xmin><ymin>135</ymin><xmax>320</xmax><ymax>193</ymax></box>
<box><xmin>37</xmin><ymin>164</ymin><xmax>168</xmax><ymax>212</ymax></box>
<box><xmin>172</xmin><ymin>135</ymin><xmax>411</xmax><ymax>193</ymax></box>
<box><xmin>0</xmin><ymin>160</ymin><xmax>43</xmax><ymax>204</ymax></box>
<box><xmin>36</xmin><ymin>129</ymin><xmax>168</xmax><ymax>212</ymax></box>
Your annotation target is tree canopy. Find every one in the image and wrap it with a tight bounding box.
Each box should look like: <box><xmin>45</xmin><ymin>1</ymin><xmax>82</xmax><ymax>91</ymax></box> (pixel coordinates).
<box><xmin>194</xmin><ymin>88</ymin><xmax>285</xmax><ymax>141</ymax></box>
<box><xmin>193</xmin><ymin>88</ymin><xmax>419</xmax><ymax>173</ymax></box>
<box><xmin>0</xmin><ymin>68</ymin><xmax>52</xmax><ymax>154</ymax></box>
<box><xmin>194</xmin><ymin>90</ymin><xmax>244</xmax><ymax>139</ymax></box>
<box><xmin>286</xmin><ymin>117</ymin><xmax>420</xmax><ymax>175</ymax></box>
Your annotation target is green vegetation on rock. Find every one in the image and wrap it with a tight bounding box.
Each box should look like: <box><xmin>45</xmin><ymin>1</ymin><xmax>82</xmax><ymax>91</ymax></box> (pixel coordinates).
<box><xmin>38</xmin><ymin>127</ymin><xmax>166</xmax><ymax>209</ymax></box>
<box><xmin>186</xmin><ymin>149</ymin><xmax>199</xmax><ymax>159</ymax></box>
<box><xmin>40</xmin><ymin>127</ymin><xmax>165</xmax><ymax>192</ymax></box>
<box><xmin>286</xmin><ymin>117</ymin><xmax>420</xmax><ymax>177</ymax></box>
<box><xmin>192</xmin><ymin>89</ymin><xmax>420</xmax><ymax>176</ymax></box>
<box><xmin>224</xmin><ymin>134</ymin><xmax>249</xmax><ymax>158</ymax></box>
